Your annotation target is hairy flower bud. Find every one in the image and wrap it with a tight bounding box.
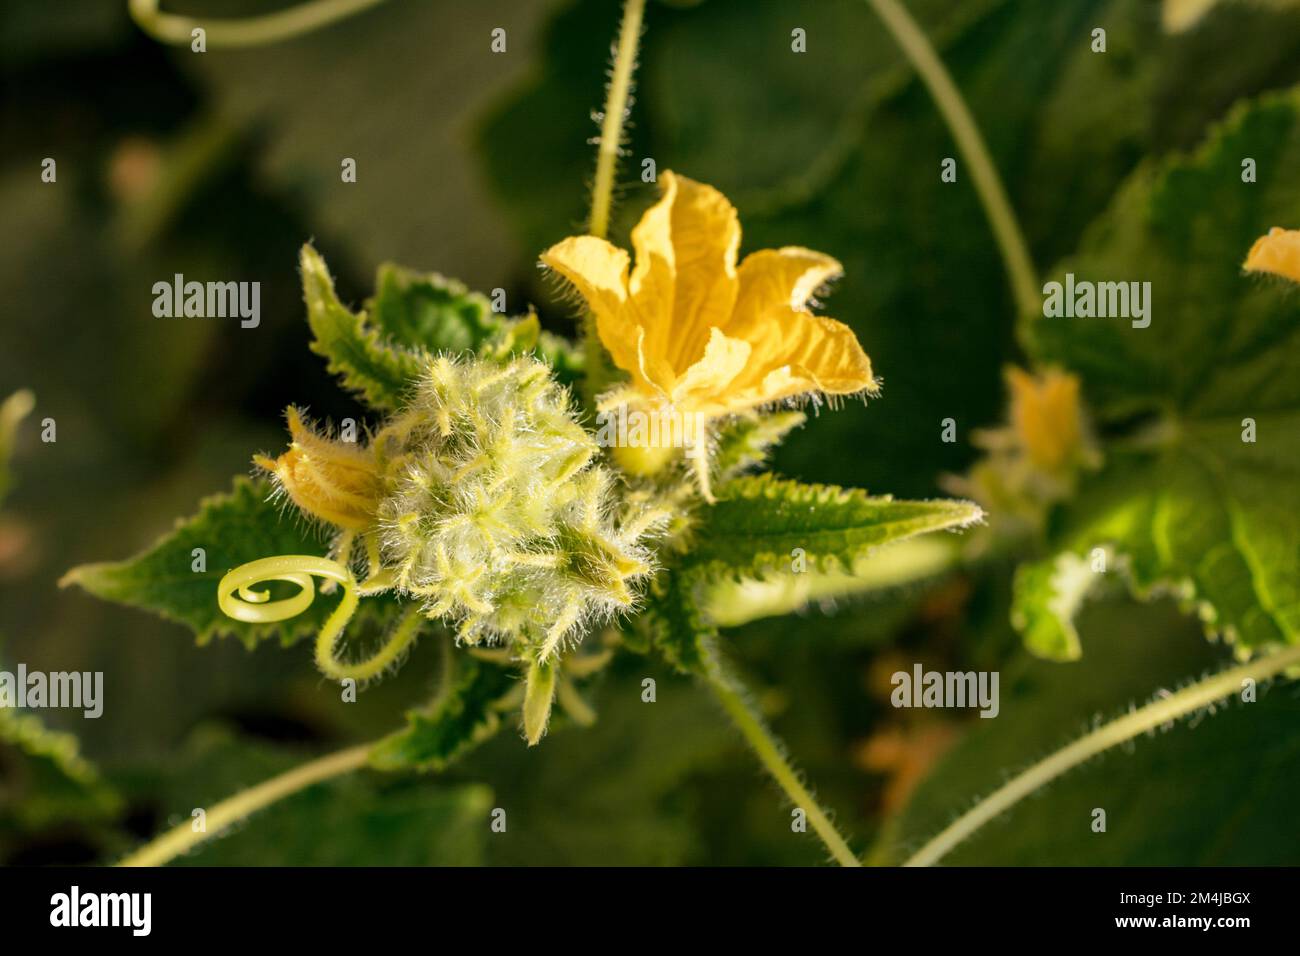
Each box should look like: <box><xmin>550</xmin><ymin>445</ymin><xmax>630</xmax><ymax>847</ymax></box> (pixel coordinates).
<box><xmin>259</xmin><ymin>355</ymin><xmax>662</xmax><ymax>665</ymax></box>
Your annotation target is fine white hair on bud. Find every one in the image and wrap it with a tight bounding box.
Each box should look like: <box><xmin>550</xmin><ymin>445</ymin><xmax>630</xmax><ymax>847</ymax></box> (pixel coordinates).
<box><xmin>372</xmin><ymin>354</ymin><xmax>655</xmax><ymax>659</ymax></box>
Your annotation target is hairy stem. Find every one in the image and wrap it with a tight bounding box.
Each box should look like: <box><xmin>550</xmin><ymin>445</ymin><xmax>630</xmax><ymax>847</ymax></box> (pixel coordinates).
<box><xmin>117</xmin><ymin>742</ymin><xmax>374</xmax><ymax>867</ymax></box>
<box><xmin>700</xmin><ymin>637</ymin><xmax>861</xmax><ymax>867</ymax></box>
<box><xmin>581</xmin><ymin>0</ymin><xmax>645</xmax><ymax>401</ymax></box>
<box><xmin>865</xmin><ymin>0</ymin><xmax>1039</xmax><ymax>318</ymax></box>
<box><xmin>904</xmin><ymin>643</ymin><xmax>1300</xmax><ymax>866</ymax></box>
<box><xmin>128</xmin><ymin>0</ymin><xmax>386</xmax><ymax>48</ymax></box>
<box><xmin>589</xmin><ymin>0</ymin><xmax>646</xmax><ymax>240</ymax></box>
<box><xmin>316</xmin><ymin>604</ymin><xmax>424</xmax><ymax>682</ymax></box>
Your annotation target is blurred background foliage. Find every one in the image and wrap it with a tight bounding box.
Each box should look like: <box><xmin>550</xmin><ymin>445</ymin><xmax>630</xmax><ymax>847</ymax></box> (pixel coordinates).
<box><xmin>2</xmin><ymin>0</ymin><xmax>1298</xmax><ymax>865</ymax></box>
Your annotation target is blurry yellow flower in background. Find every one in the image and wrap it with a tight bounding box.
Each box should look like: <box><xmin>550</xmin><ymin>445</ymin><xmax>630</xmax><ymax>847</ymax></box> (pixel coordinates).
<box><xmin>541</xmin><ymin>171</ymin><xmax>877</xmax><ymax>498</ymax></box>
<box><xmin>1005</xmin><ymin>366</ymin><xmax>1089</xmax><ymax>475</ymax></box>
<box><xmin>948</xmin><ymin>366</ymin><xmax>1099</xmax><ymax>543</ymax></box>
<box><xmin>1243</xmin><ymin>226</ymin><xmax>1300</xmax><ymax>284</ymax></box>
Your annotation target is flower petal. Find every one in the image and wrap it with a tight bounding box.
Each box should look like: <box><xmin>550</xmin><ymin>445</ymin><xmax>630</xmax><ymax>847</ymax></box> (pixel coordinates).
<box><xmin>672</xmin><ymin>327</ymin><xmax>752</xmax><ymax>411</ymax></box>
<box><xmin>723</xmin><ymin>248</ymin><xmax>875</xmax><ymax>404</ymax></box>
<box><xmin>541</xmin><ymin>236</ymin><xmax>638</xmax><ymax>375</ymax></box>
<box><xmin>628</xmin><ymin>171</ymin><xmax>677</xmax><ymax>346</ymax></box>
<box><xmin>632</xmin><ymin>172</ymin><xmax>741</xmax><ymax>376</ymax></box>
<box><xmin>732</xmin><ymin>311</ymin><xmax>877</xmax><ymax>407</ymax></box>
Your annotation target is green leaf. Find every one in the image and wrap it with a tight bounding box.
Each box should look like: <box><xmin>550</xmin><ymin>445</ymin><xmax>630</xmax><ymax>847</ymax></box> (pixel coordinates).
<box><xmin>369</xmin><ymin>261</ymin><xmax>498</xmax><ymax>353</ymax></box>
<box><xmin>302</xmin><ymin>244</ymin><xmax>425</xmax><ymax>412</ymax></box>
<box><xmin>701</xmin><ymin>536</ymin><xmax>960</xmax><ymax>628</ymax></box>
<box><xmin>688</xmin><ymin>475</ymin><xmax>983</xmax><ymax>577</ymax></box>
<box><xmin>303</xmin><ymin>247</ymin><xmax>585</xmax><ymax>410</ymax></box>
<box><xmin>1023</xmin><ymin>88</ymin><xmax>1300</xmax><ymax>654</ymax></box>
<box><xmin>61</xmin><ymin>477</ymin><xmax>398</xmax><ymax>649</ymax></box>
<box><xmin>881</xmin><ymin>602</ymin><xmax>1300</xmax><ymax>865</ymax></box>
<box><xmin>369</xmin><ymin>653</ymin><xmax>517</xmax><ymax>772</ymax></box>
<box><xmin>638</xmin><ymin>479</ymin><xmax>979</xmax><ymax>672</ymax></box>
<box><xmin>367</xmin><ymin>263</ymin><xmax>584</xmax><ymax>377</ymax></box>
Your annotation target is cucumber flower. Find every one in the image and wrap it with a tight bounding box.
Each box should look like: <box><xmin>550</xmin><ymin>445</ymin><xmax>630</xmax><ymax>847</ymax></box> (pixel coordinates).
<box><xmin>542</xmin><ymin>171</ymin><xmax>877</xmax><ymax>499</ymax></box>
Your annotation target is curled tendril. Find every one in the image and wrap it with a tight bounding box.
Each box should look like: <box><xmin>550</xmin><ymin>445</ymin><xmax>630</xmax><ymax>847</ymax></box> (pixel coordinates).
<box><xmin>217</xmin><ymin>554</ymin><xmax>419</xmax><ymax>683</ymax></box>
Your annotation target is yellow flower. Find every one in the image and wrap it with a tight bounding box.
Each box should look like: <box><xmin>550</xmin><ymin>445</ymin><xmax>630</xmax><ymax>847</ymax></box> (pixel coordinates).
<box><xmin>255</xmin><ymin>408</ymin><xmax>383</xmax><ymax>531</ymax></box>
<box><xmin>541</xmin><ymin>171</ymin><xmax>876</xmax><ymax>497</ymax></box>
<box><xmin>1005</xmin><ymin>366</ymin><xmax>1088</xmax><ymax>474</ymax></box>
<box><xmin>1243</xmin><ymin>226</ymin><xmax>1300</xmax><ymax>284</ymax></box>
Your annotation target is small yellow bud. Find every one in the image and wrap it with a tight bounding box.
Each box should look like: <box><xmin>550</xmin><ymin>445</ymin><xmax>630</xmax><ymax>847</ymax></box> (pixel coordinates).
<box><xmin>257</xmin><ymin>408</ymin><xmax>382</xmax><ymax>531</ymax></box>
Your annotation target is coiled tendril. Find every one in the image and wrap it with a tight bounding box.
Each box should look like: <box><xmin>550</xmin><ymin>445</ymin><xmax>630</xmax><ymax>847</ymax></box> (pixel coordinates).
<box><xmin>217</xmin><ymin>552</ymin><xmax>417</xmax><ymax>683</ymax></box>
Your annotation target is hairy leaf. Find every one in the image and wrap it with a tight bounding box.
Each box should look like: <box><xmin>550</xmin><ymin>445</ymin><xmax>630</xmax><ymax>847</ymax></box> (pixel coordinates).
<box><xmin>701</xmin><ymin>536</ymin><xmax>959</xmax><ymax>628</ymax></box>
<box><xmin>369</xmin><ymin>261</ymin><xmax>497</xmax><ymax>353</ymax></box>
<box><xmin>61</xmin><ymin>477</ymin><xmax>398</xmax><ymax>649</ymax></box>
<box><xmin>304</xmin><ymin>247</ymin><xmax>583</xmax><ymax>410</ymax></box>
<box><xmin>302</xmin><ymin>244</ymin><xmax>425</xmax><ymax>412</ymax></box>
<box><xmin>632</xmin><ymin>567</ymin><xmax>717</xmax><ymax>674</ymax></box>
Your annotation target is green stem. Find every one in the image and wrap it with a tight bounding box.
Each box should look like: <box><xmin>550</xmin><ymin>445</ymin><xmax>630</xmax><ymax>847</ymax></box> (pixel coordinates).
<box><xmin>316</xmin><ymin>604</ymin><xmax>424</xmax><ymax>683</ymax></box>
<box><xmin>589</xmin><ymin>0</ymin><xmax>646</xmax><ymax>241</ymax></box>
<box><xmin>700</xmin><ymin>637</ymin><xmax>861</xmax><ymax>867</ymax></box>
<box><xmin>128</xmin><ymin>0</ymin><xmax>386</xmax><ymax>48</ymax></box>
<box><xmin>865</xmin><ymin>0</ymin><xmax>1039</xmax><ymax>318</ymax></box>
<box><xmin>117</xmin><ymin>742</ymin><xmax>374</xmax><ymax>867</ymax></box>
<box><xmin>904</xmin><ymin>643</ymin><xmax>1300</xmax><ymax>866</ymax></box>
<box><xmin>581</xmin><ymin>0</ymin><xmax>646</xmax><ymax>402</ymax></box>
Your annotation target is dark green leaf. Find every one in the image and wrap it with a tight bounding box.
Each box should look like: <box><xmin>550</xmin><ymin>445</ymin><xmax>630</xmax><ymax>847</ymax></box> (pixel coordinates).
<box><xmin>633</xmin><ymin>566</ymin><xmax>717</xmax><ymax>674</ymax></box>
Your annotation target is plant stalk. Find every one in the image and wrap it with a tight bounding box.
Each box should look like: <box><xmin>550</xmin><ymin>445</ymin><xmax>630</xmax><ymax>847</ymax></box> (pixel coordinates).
<box><xmin>129</xmin><ymin>0</ymin><xmax>386</xmax><ymax>48</ymax></box>
<box><xmin>904</xmin><ymin>643</ymin><xmax>1300</xmax><ymax>866</ymax></box>
<box><xmin>865</xmin><ymin>0</ymin><xmax>1039</xmax><ymax>318</ymax></box>
<box><xmin>700</xmin><ymin>637</ymin><xmax>861</xmax><ymax>867</ymax></box>
<box><xmin>589</xmin><ymin>0</ymin><xmax>646</xmax><ymax>241</ymax></box>
<box><xmin>580</xmin><ymin>0</ymin><xmax>646</xmax><ymax>402</ymax></box>
<box><xmin>117</xmin><ymin>742</ymin><xmax>373</xmax><ymax>867</ymax></box>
